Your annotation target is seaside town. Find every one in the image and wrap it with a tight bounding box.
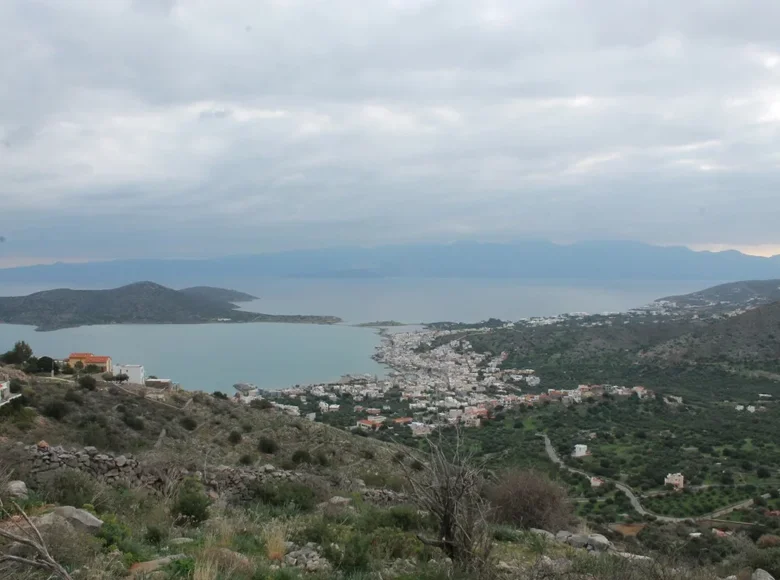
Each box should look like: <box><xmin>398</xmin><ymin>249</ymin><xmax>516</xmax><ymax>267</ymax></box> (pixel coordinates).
<box><xmin>230</xmin><ymin>328</ymin><xmax>659</xmax><ymax>439</ymax></box>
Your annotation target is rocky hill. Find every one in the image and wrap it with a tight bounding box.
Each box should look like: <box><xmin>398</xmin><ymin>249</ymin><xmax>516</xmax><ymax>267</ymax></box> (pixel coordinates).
<box><xmin>0</xmin><ymin>282</ymin><xmax>340</xmax><ymax>330</ymax></box>
<box><xmin>657</xmin><ymin>279</ymin><xmax>780</xmax><ymax>313</ymax></box>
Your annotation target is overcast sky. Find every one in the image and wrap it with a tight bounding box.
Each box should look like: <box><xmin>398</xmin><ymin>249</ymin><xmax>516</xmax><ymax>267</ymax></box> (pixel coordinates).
<box><xmin>2</xmin><ymin>0</ymin><xmax>780</xmax><ymax>266</ymax></box>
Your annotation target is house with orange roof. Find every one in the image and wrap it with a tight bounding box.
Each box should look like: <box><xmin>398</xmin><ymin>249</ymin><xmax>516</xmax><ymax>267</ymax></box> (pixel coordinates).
<box><xmin>68</xmin><ymin>352</ymin><xmax>113</xmax><ymax>373</ymax></box>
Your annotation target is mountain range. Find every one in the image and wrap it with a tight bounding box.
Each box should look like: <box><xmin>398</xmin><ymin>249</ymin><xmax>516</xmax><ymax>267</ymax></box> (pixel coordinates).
<box><xmin>0</xmin><ymin>282</ymin><xmax>340</xmax><ymax>331</ymax></box>
<box><xmin>2</xmin><ymin>240</ymin><xmax>780</xmax><ymax>285</ymax></box>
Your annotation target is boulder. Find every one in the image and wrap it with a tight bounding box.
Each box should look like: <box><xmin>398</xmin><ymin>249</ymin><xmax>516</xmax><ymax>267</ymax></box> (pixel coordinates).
<box><xmin>32</xmin><ymin>512</ymin><xmax>74</xmax><ymax>535</ymax></box>
<box><xmin>6</xmin><ymin>480</ymin><xmax>28</xmax><ymax>500</ymax></box>
<box><xmin>53</xmin><ymin>506</ymin><xmax>104</xmax><ymax>535</ymax></box>
<box><xmin>614</xmin><ymin>552</ymin><xmax>653</xmax><ymax>562</ymax></box>
<box><xmin>566</xmin><ymin>533</ymin><xmax>590</xmax><ymax>549</ymax></box>
<box><xmin>329</xmin><ymin>496</ymin><xmax>352</xmax><ymax>506</ymax></box>
<box><xmin>529</xmin><ymin>528</ymin><xmax>555</xmax><ymax>541</ymax></box>
<box><xmin>586</xmin><ymin>533</ymin><xmax>613</xmax><ymax>552</ymax></box>
<box><xmin>129</xmin><ymin>555</ymin><xmax>188</xmax><ymax>576</ymax></box>
<box><xmin>556</xmin><ymin>530</ymin><xmax>573</xmax><ymax>542</ymax></box>
<box><xmin>169</xmin><ymin>537</ymin><xmax>195</xmax><ymax>545</ymax></box>
<box><xmin>753</xmin><ymin>571</ymin><xmax>776</xmax><ymax>580</ymax></box>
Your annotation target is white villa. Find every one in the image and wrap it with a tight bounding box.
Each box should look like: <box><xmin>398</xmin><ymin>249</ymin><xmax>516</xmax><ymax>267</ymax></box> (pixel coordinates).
<box><xmin>573</xmin><ymin>444</ymin><xmax>589</xmax><ymax>458</ymax></box>
<box><xmin>665</xmin><ymin>472</ymin><xmax>685</xmax><ymax>490</ymax></box>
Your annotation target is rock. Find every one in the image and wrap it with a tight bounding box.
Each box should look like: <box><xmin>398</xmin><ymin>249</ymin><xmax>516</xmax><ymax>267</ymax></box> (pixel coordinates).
<box><xmin>209</xmin><ymin>547</ymin><xmax>251</xmax><ymax>571</ymax></box>
<box><xmin>329</xmin><ymin>496</ymin><xmax>352</xmax><ymax>506</ymax></box>
<box><xmin>556</xmin><ymin>530</ymin><xmax>573</xmax><ymax>542</ymax></box>
<box><xmin>753</xmin><ymin>571</ymin><xmax>776</xmax><ymax>580</ymax></box>
<box><xmin>586</xmin><ymin>533</ymin><xmax>613</xmax><ymax>552</ymax></box>
<box><xmin>32</xmin><ymin>512</ymin><xmax>74</xmax><ymax>534</ymax></box>
<box><xmin>530</xmin><ymin>528</ymin><xmax>555</xmax><ymax>540</ymax></box>
<box><xmin>539</xmin><ymin>556</ymin><xmax>573</xmax><ymax>573</ymax></box>
<box><xmin>129</xmin><ymin>555</ymin><xmax>188</xmax><ymax>576</ymax></box>
<box><xmin>614</xmin><ymin>552</ymin><xmax>653</xmax><ymax>562</ymax></box>
<box><xmin>566</xmin><ymin>533</ymin><xmax>590</xmax><ymax>549</ymax></box>
<box><xmin>37</xmin><ymin>440</ymin><xmax>49</xmax><ymax>450</ymax></box>
<box><xmin>53</xmin><ymin>506</ymin><xmax>104</xmax><ymax>535</ymax></box>
<box><xmin>6</xmin><ymin>480</ymin><xmax>28</xmax><ymax>499</ymax></box>
<box><xmin>169</xmin><ymin>537</ymin><xmax>195</xmax><ymax>545</ymax></box>
<box><xmin>115</xmin><ymin>455</ymin><xmax>127</xmax><ymax>467</ymax></box>
<box><xmin>84</xmin><ymin>446</ymin><xmax>98</xmax><ymax>455</ymax></box>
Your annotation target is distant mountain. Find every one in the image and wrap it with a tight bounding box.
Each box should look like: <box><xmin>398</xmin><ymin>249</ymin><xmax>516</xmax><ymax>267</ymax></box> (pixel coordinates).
<box><xmin>657</xmin><ymin>279</ymin><xmax>780</xmax><ymax>313</ymax></box>
<box><xmin>179</xmin><ymin>286</ymin><xmax>258</xmax><ymax>303</ymax></box>
<box><xmin>2</xmin><ymin>241</ymin><xmax>780</xmax><ymax>285</ymax></box>
<box><xmin>0</xmin><ymin>282</ymin><xmax>340</xmax><ymax>331</ymax></box>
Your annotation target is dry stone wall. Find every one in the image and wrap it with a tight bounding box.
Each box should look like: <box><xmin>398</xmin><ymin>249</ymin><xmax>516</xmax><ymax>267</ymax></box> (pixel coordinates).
<box><xmin>25</xmin><ymin>441</ymin><xmax>406</xmax><ymax>505</ymax></box>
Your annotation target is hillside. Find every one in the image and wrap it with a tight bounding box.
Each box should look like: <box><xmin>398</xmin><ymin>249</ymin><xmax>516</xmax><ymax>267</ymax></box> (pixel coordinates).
<box><xmin>645</xmin><ymin>301</ymin><xmax>780</xmax><ymax>363</ymax></box>
<box><xmin>0</xmin><ymin>282</ymin><xmax>340</xmax><ymax>330</ymax></box>
<box><xmin>657</xmin><ymin>279</ymin><xmax>780</xmax><ymax>313</ymax></box>
<box><xmin>179</xmin><ymin>286</ymin><xmax>258</xmax><ymax>303</ymax></box>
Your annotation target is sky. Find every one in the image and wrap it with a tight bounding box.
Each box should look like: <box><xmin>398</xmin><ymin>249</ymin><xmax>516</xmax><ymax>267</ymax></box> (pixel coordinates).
<box><xmin>2</xmin><ymin>0</ymin><xmax>780</xmax><ymax>266</ymax></box>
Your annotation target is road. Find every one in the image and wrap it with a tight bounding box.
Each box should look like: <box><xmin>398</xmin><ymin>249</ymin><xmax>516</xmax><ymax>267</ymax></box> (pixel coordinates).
<box><xmin>537</xmin><ymin>433</ymin><xmax>765</xmax><ymax>524</ymax></box>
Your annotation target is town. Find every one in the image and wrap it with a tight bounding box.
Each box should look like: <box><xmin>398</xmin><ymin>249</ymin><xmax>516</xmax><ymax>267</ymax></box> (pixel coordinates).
<box><xmin>233</xmin><ymin>328</ymin><xmax>659</xmax><ymax>439</ymax></box>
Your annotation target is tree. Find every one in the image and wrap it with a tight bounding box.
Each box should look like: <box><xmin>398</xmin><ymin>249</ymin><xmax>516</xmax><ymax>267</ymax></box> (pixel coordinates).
<box><xmin>73</xmin><ymin>361</ymin><xmax>84</xmax><ymax>371</ymax></box>
<box><xmin>36</xmin><ymin>356</ymin><xmax>59</xmax><ymax>374</ymax></box>
<box><xmin>78</xmin><ymin>376</ymin><xmax>97</xmax><ymax>391</ymax></box>
<box><xmin>115</xmin><ymin>373</ymin><xmax>129</xmax><ymax>384</ymax></box>
<box><xmin>488</xmin><ymin>469</ymin><xmax>573</xmax><ymax>532</ymax></box>
<box><xmin>402</xmin><ymin>430</ymin><xmax>493</xmax><ymax>571</ymax></box>
<box><xmin>1</xmin><ymin>341</ymin><xmax>33</xmax><ymax>365</ymax></box>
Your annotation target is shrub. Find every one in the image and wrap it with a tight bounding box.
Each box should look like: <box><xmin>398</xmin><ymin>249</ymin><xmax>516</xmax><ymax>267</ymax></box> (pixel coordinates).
<box><xmin>42</xmin><ymin>399</ymin><xmax>69</xmax><ymax>420</ymax></box>
<box><xmin>249</xmin><ymin>481</ymin><xmax>318</xmax><ymax>512</ymax></box>
<box><xmin>250</xmin><ymin>399</ymin><xmax>274</xmax><ymax>410</ymax></box>
<box><xmin>43</xmin><ymin>470</ymin><xmax>101</xmax><ymax>511</ymax></box>
<box><xmin>411</xmin><ymin>459</ymin><xmax>424</xmax><ymax>471</ymax></box>
<box><xmin>9</xmin><ymin>378</ymin><xmax>25</xmax><ymax>393</ymax></box>
<box><xmin>144</xmin><ymin>525</ymin><xmax>167</xmax><ymax>545</ymax></box>
<box><xmin>758</xmin><ymin>535</ymin><xmax>780</xmax><ymax>549</ymax></box>
<box><xmin>180</xmin><ymin>416</ymin><xmax>198</xmax><ymax>431</ymax></box>
<box><xmin>64</xmin><ymin>389</ymin><xmax>84</xmax><ymax>404</ymax></box>
<box><xmin>123</xmin><ymin>414</ymin><xmax>145</xmax><ymax>431</ymax></box>
<box><xmin>228</xmin><ymin>430</ymin><xmax>242</xmax><ymax>445</ymax></box>
<box><xmin>292</xmin><ymin>449</ymin><xmax>312</xmax><ymax>464</ymax></box>
<box><xmin>212</xmin><ymin>391</ymin><xmax>228</xmax><ymax>400</ymax></box>
<box><xmin>316</xmin><ymin>451</ymin><xmax>330</xmax><ymax>467</ymax></box>
<box><xmin>172</xmin><ymin>478</ymin><xmax>210</xmax><ymax>525</ymax></box>
<box><xmin>324</xmin><ymin>532</ymin><xmax>372</xmax><ymax>572</ymax></box>
<box><xmin>242</xmin><ymin>422</ymin><xmax>253</xmax><ymax>433</ymax></box>
<box><xmin>102</xmin><ymin>372</ymin><xmax>115</xmax><ymax>381</ymax></box>
<box><xmin>239</xmin><ymin>453</ymin><xmax>255</xmax><ymax>466</ymax></box>
<box><xmin>258</xmin><ymin>436</ymin><xmax>279</xmax><ymax>454</ymax></box>
<box><xmin>79</xmin><ymin>375</ymin><xmax>97</xmax><ymax>390</ymax></box>
<box><xmin>487</xmin><ymin>469</ymin><xmax>573</xmax><ymax>531</ymax></box>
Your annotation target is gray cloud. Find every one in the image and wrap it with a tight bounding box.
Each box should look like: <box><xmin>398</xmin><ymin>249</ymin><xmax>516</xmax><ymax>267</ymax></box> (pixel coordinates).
<box><xmin>1</xmin><ymin>0</ymin><xmax>780</xmax><ymax>262</ymax></box>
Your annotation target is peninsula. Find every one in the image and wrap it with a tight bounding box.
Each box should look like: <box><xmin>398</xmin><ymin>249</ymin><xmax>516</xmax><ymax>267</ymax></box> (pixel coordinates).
<box><xmin>0</xmin><ymin>281</ymin><xmax>341</xmax><ymax>330</ymax></box>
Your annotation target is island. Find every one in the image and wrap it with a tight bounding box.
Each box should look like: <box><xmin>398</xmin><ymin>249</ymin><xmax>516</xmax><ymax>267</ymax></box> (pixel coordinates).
<box><xmin>0</xmin><ymin>281</ymin><xmax>341</xmax><ymax>331</ymax></box>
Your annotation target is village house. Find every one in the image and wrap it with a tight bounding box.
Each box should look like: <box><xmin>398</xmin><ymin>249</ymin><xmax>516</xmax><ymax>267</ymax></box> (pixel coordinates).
<box><xmin>114</xmin><ymin>364</ymin><xmax>145</xmax><ymax>385</ymax></box>
<box><xmin>590</xmin><ymin>476</ymin><xmax>604</xmax><ymax>488</ymax></box>
<box><xmin>357</xmin><ymin>418</ymin><xmax>384</xmax><ymax>431</ymax></box>
<box><xmin>665</xmin><ymin>472</ymin><xmax>685</xmax><ymax>490</ymax></box>
<box><xmin>410</xmin><ymin>422</ymin><xmax>434</xmax><ymax>437</ymax></box>
<box><xmin>573</xmin><ymin>444</ymin><xmax>589</xmax><ymax>458</ymax></box>
<box><xmin>68</xmin><ymin>352</ymin><xmax>113</xmax><ymax>373</ymax></box>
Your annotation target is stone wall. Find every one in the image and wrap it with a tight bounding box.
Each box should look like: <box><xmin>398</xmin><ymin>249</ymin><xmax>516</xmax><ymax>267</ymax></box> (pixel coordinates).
<box><xmin>25</xmin><ymin>441</ymin><xmax>406</xmax><ymax>505</ymax></box>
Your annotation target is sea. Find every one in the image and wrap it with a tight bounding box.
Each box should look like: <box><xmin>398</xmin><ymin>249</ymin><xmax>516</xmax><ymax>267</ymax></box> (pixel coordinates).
<box><xmin>0</xmin><ymin>278</ymin><xmax>717</xmax><ymax>393</ymax></box>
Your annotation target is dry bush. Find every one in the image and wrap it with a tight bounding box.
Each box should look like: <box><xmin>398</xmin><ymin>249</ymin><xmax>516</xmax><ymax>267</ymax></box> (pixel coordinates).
<box><xmin>487</xmin><ymin>469</ymin><xmax>573</xmax><ymax>532</ymax></box>
<box><xmin>263</xmin><ymin>520</ymin><xmax>290</xmax><ymax>561</ymax></box>
<box><xmin>758</xmin><ymin>534</ymin><xmax>780</xmax><ymax>549</ymax></box>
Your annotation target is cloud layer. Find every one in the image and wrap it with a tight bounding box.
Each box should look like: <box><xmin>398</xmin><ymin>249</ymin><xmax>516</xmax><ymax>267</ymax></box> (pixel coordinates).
<box><xmin>2</xmin><ymin>0</ymin><xmax>780</xmax><ymax>262</ymax></box>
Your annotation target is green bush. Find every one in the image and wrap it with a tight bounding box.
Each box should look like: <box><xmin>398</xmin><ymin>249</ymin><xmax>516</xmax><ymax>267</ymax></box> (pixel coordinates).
<box><xmin>144</xmin><ymin>525</ymin><xmax>167</xmax><ymax>545</ymax></box>
<box><xmin>239</xmin><ymin>453</ymin><xmax>255</xmax><ymax>466</ymax></box>
<box><xmin>64</xmin><ymin>389</ymin><xmax>84</xmax><ymax>404</ymax></box>
<box><xmin>324</xmin><ymin>532</ymin><xmax>372</xmax><ymax>572</ymax></box>
<box><xmin>43</xmin><ymin>470</ymin><xmax>100</xmax><ymax>509</ymax></box>
<box><xmin>78</xmin><ymin>375</ymin><xmax>97</xmax><ymax>390</ymax></box>
<box><xmin>172</xmin><ymin>478</ymin><xmax>210</xmax><ymax>525</ymax></box>
<box><xmin>250</xmin><ymin>398</ymin><xmax>274</xmax><ymax>410</ymax></box>
<box><xmin>228</xmin><ymin>430</ymin><xmax>242</xmax><ymax>445</ymax></box>
<box><xmin>292</xmin><ymin>449</ymin><xmax>312</xmax><ymax>464</ymax></box>
<box><xmin>9</xmin><ymin>378</ymin><xmax>25</xmax><ymax>393</ymax></box>
<box><xmin>179</xmin><ymin>416</ymin><xmax>197</xmax><ymax>431</ymax></box>
<box><xmin>249</xmin><ymin>481</ymin><xmax>318</xmax><ymax>512</ymax></box>
<box><xmin>258</xmin><ymin>436</ymin><xmax>279</xmax><ymax>454</ymax></box>
<box><xmin>42</xmin><ymin>399</ymin><xmax>69</xmax><ymax>420</ymax></box>
<box><xmin>122</xmin><ymin>413</ymin><xmax>145</xmax><ymax>431</ymax></box>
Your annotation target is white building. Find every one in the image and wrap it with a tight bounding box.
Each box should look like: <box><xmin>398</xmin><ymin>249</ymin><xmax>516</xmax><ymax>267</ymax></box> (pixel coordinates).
<box><xmin>114</xmin><ymin>364</ymin><xmax>146</xmax><ymax>385</ymax></box>
<box><xmin>0</xmin><ymin>381</ymin><xmax>21</xmax><ymax>408</ymax></box>
<box><xmin>573</xmin><ymin>444</ymin><xmax>589</xmax><ymax>458</ymax></box>
<box><xmin>664</xmin><ymin>472</ymin><xmax>685</xmax><ymax>490</ymax></box>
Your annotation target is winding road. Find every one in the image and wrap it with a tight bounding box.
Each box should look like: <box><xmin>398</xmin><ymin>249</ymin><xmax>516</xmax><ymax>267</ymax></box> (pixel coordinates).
<box><xmin>537</xmin><ymin>433</ymin><xmax>766</xmax><ymax>523</ymax></box>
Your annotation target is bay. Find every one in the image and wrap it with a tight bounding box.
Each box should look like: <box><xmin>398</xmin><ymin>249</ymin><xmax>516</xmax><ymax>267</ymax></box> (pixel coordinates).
<box><xmin>0</xmin><ymin>278</ymin><xmax>719</xmax><ymax>392</ymax></box>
